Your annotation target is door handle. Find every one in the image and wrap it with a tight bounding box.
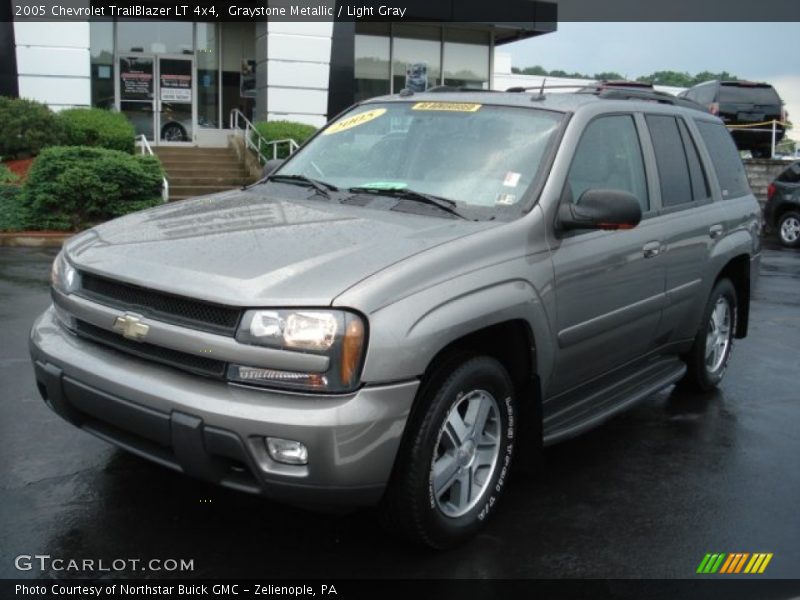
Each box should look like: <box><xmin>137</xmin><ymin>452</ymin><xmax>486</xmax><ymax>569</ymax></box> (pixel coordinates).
<box><xmin>709</xmin><ymin>224</ymin><xmax>724</xmax><ymax>239</ymax></box>
<box><xmin>642</xmin><ymin>241</ymin><xmax>661</xmax><ymax>258</ymax></box>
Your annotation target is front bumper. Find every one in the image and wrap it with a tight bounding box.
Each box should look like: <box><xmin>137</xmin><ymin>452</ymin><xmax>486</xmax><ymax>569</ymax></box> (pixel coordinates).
<box><xmin>30</xmin><ymin>306</ymin><xmax>418</xmax><ymax>506</ymax></box>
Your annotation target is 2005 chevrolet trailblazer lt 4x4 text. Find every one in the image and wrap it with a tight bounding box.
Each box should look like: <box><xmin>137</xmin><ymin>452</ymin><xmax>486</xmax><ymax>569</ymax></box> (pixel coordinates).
<box><xmin>31</xmin><ymin>86</ymin><xmax>761</xmax><ymax>548</ymax></box>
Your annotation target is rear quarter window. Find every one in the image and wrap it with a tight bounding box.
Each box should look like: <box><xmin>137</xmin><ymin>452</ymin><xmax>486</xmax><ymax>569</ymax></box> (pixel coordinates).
<box><xmin>695</xmin><ymin>121</ymin><xmax>751</xmax><ymax>200</ymax></box>
<box><xmin>777</xmin><ymin>162</ymin><xmax>800</xmax><ymax>184</ymax></box>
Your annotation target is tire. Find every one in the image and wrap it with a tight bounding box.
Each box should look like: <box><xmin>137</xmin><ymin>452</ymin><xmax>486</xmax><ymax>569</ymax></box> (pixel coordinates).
<box><xmin>681</xmin><ymin>278</ymin><xmax>737</xmax><ymax>392</ymax></box>
<box><xmin>161</xmin><ymin>123</ymin><xmax>187</xmax><ymax>142</ymax></box>
<box><xmin>777</xmin><ymin>211</ymin><xmax>800</xmax><ymax>248</ymax></box>
<box><xmin>381</xmin><ymin>355</ymin><xmax>516</xmax><ymax>549</ymax></box>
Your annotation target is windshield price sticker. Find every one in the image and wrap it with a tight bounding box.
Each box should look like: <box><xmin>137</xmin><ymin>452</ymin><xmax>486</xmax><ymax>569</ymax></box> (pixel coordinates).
<box><xmin>322</xmin><ymin>108</ymin><xmax>387</xmax><ymax>135</ymax></box>
<box><xmin>412</xmin><ymin>102</ymin><xmax>482</xmax><ymax>112</ymax></box>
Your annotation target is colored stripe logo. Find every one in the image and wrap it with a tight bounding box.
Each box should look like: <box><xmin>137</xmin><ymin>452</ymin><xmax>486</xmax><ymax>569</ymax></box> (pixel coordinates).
<box><xmin>696</xmin><ymin>553</ymin><xmax>773</xmax><ymax>574</ymax></box>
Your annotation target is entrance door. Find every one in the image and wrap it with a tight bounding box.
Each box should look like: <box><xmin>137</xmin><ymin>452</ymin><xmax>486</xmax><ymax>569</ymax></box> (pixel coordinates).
<box><xmin>118</xmin><ymin>55</ymin><xmax>156</xmax><ymax>141</ymax></box>
<box><xmin>157</xmin><ymin>57</ymin><xmax>194</xmax><ymax>144</ymax></box>
<box><xmin>117</xmin><ymin>55</ymin><xmax>195</xmax><ymax>144</ymax></box>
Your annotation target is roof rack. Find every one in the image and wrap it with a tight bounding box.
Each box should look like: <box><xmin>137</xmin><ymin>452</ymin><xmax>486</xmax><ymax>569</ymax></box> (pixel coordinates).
<box><xmin>582</xmin><ymin>86</ymin><xmax>709</xmax><ymax>112</ymax></box>
<box><xmin>426</xmin><ymin>85</ymin><xmax>500</xmax><ymax>93</ymax></box>
<box><xmin>505</xmin><ymin>82</ymin><xmax>709</xmax><ymax>113</ymax></box>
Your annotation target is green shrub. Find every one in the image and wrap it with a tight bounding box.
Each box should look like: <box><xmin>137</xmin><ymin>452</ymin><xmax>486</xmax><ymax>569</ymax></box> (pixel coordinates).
<box><xmin>0</xmin><ymin>163</ymin><xmax>19</xmax><ymax>184</ymax></box>
<box><xmin>0</xmin><ymin>96</ymin><xmax>64</xmax><ymax>159</ymax></box>
<box><xmin>58</xmin><ymin>108</ymin><xmax>136</xmax><ymax>154</ymax></box>
<box><xmin>22</xmin><ymin>146</ymin><xmax>164</xmax><ymax>231</ymax></box>
<box><xmin>0</xmin><ymin>184</ymin><xmax>30</xmax><ymax>231</ymax></box>
<box><xmin>253</xmin><ymin>120</ymin><xmax>318</xmax><ymax>159</ymax></box>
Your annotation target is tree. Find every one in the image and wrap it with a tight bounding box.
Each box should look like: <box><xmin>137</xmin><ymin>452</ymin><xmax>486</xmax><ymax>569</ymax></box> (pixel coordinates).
<box><xmin>594</xmin><ymin>71</ymin><xmax>625</xmax><ymax>81</ymax></box>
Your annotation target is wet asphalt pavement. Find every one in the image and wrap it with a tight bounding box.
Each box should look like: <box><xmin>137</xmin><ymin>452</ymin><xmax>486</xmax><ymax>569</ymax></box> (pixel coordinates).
<box><xmin>0</xmin><ymin>242</ymin><xmax>798</xmax><ymax>580</ymax></box>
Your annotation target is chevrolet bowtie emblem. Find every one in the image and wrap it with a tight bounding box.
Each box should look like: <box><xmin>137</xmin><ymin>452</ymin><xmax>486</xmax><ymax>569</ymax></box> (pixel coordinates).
<box><xmin>112</xmin><ymin>313</ymin><xmax>150</xmax><ymax>341</ymax></box>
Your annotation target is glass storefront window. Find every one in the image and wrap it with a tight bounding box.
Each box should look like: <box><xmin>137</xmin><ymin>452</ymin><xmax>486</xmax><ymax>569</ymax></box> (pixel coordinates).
<box><xmin>196</xmin><ymin>23</ymin><xmax>219</xmax><ymax>128</ymax></box>
<box><xmin>221</xmin><ymin>22</ymin><xmax>255</xmax><ymax>123</ymax></box>
<box><xmin>443</xmin><ymin>30</ymin><xmax>490</xmax><ymax>89</ymax></box>
<box><xmin>116</xmin><ymin>21</ymin><xmax>193</xmax><ymax>55</ymax></box>
<box><xmin>392</xmin><ymin>25</ymin><xmax>441</xmax><ymax>93</ymax></box>
<box><xmin>355</xmin><ymin>35</ymin><xmax>390</xmax><ymax>102</ymax></box>
<box><xmin>90</xmin><ymin>20</ymin><xmax>114</xmax><ymax>108</ymax></box>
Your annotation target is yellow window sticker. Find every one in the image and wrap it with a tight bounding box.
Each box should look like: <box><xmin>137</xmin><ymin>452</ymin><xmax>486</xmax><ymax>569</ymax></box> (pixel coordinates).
<box><xmin>412</xmin><ymin>102</ymin><xmax>482</xmax><ymax>112</ymax></box>
<box><xmin>322</xmin><ymin>108</ymin><xmax>387</xmax><ymax>135</ymax></box>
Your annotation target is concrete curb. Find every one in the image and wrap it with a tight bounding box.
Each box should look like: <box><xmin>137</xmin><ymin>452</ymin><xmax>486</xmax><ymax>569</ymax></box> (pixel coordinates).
<box><xmin>0</xmin><ymin>232</ymin><xmax>72</xmax><ymax>247</ymax></box>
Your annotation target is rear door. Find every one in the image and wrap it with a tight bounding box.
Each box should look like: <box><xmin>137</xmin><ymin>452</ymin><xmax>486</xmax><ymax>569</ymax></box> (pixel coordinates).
<box><xmin>547</xmin><ymin>114</ymin><xmax>666</xmax><ymax>396</ymax></box>
<box><xmin>642</xmin><ymin>113</ymin><xmax>719</xmax><ymax>344</ymax></box>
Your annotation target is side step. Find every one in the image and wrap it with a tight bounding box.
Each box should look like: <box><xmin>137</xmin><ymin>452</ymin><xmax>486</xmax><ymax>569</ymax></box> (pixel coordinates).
<box><xmin>543</xmin><ymin>356</ymin><xmax>687</xmax><ymax>446</ymax></box>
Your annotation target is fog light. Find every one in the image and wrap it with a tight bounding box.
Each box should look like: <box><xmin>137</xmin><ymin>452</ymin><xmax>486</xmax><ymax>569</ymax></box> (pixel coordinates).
<box><xmin>266</xmin><ymin>437</ymin><xmax>308</xmax><ymax>465</ymax></box>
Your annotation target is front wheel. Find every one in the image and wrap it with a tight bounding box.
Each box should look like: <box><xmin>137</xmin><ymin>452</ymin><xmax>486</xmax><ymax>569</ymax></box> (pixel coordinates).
<box><xmin>681</xmin><ymin>278</ymin><xmax>737</xmax><ymax>391</ymax></box>
<box><xmin>777</xmin><ymin>211</ymin><xmax>800</xmax><ymax>248</ymax></box>
<box><xmin>381</xmin><ymin>356</ymin><xmax>516</xmax><ymax>549</ymax></box>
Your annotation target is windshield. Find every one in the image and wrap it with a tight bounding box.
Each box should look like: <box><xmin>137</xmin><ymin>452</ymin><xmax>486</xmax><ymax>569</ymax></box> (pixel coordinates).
<box><xmin>272</xmin><ymin>101</ymin><xmax>563</xmax><ymax>218</ymax></box>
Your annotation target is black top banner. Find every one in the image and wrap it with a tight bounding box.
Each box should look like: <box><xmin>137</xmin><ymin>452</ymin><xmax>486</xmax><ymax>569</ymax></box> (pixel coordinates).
<box><xmin>9</xmin><ymin>0</ymin><xmax>800</xmax><ymax>22</ymax></box>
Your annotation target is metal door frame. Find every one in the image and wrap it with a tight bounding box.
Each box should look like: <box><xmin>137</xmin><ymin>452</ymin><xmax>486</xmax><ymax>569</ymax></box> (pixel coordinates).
<box><xmin>115</xmin><ymin>53</ymin><xmax>197</xmax><ymax>145</ymax></box>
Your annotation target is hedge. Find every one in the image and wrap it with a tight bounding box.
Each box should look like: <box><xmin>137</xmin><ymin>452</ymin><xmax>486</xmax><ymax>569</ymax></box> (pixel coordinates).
<box><xmin>0</xmin><ymin>184</ymin><xmax>29</xmax><ymax>231</ymax></box>
<box><xmin>0</xmin><ymin>96</ymin><xmax>65</xmax><ymax>159</ymax></box>
<box><xmin>0</xmin><ymin>163</ymin><xmax>18</xmax><ymax>184</ymax></box>
<box><xmin>22</xmin><ymin>146</ymin><xmax>164</xmax><ymax>231</ymax></box>
<box><xmin>253</xmin><ymin>120</ymin><xmax>318</xmax><ymax>159</ymax></box>
<box><xmin>58</xmin><ymin>108</ymin><xmax>136</xmax><ymax>154</ymax></box>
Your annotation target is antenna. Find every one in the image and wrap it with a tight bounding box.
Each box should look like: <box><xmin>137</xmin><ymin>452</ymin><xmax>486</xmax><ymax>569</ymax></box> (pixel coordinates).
<box><xmin>538</xmin><ymin>77</ymin><xmax>547</xmax><ymax>97</ymax></box>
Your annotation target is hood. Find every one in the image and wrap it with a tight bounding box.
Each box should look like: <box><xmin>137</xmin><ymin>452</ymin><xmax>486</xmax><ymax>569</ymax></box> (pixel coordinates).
<box><xmin>65</xmin><ymin>189</ymin><xmax>496</xmax><ymax>307</ymax></box>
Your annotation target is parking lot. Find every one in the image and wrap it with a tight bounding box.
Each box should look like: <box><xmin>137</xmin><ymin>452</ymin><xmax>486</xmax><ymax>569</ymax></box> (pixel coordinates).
<box><xmin>1</xmin><ymin>242</ymin><xmax>798</xmax><ymax>579</ymax></box>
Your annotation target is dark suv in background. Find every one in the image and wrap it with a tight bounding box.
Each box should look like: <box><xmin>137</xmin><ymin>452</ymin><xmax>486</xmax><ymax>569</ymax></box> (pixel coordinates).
<box><xmin>765</xmin><ymin>160</ymin><xmax>800</xmax><ymax>247</ymax></box>
<box><xmin>679</xmin><ymin>80</ymin><xmax>786</xmax><ymax>157</ymax></box>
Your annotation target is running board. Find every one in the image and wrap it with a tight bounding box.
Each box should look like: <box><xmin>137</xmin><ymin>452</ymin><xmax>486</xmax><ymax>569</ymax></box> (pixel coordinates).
<box><xmin>543</xmin><ymin>357</ymin><xmax>687</xmax><ymax>446</ymax></box>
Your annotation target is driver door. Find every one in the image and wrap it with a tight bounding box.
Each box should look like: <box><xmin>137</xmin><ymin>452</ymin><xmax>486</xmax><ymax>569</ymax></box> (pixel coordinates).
<box><xmin>546</xmin><ymin>114</ymin><xmax>667</xmax><ymax>397</ymax></box>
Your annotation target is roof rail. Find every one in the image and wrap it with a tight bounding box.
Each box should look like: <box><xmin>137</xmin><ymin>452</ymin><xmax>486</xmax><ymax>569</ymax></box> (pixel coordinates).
<box><xmin>582</xmin><ymin>86</ymin><xmax>710</xmax><ymax>112</ymax></box>
<box><xmin>425</xmin><ymin>85</ymin><xmax>499</xmax><ymax>93</ymax></box>
<box><xmin>505</xmin><ymin>84</ymin><xmax>587</xmax><ymax>93</ymax></box>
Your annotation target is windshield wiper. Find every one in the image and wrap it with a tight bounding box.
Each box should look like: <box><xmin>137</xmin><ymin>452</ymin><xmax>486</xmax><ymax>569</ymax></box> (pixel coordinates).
<box><xmin>264</xmin><ymin>174</ymin><xmax>339</xmax><ymax>199</ymax></box>
<box><xmin>348</xmin><ymin>186</ymin><xmax>468</xmax><ymax>220</ymax></box>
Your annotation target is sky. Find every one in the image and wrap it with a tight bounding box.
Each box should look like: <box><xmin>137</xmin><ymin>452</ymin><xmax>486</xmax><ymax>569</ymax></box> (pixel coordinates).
<box><xmin>505</xmin><ymin>23</ymin><xmax>800</xmax><ymax>141</ymax></box>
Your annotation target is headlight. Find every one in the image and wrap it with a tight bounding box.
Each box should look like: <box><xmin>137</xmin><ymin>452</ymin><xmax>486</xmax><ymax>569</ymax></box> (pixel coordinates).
<box><xmin>50</xmin><ymin>251</ymin><xmax>78</xmax><ymax>293</ymax></box>
<box><xmin>231</xmin><ymin>309</ymin><xmax>366</xmax><ymax>393</ymax></box>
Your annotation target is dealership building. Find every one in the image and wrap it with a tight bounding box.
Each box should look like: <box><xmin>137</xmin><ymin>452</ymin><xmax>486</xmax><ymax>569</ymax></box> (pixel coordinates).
<box><xmin>0</xmin><ymin>3</ymin><xmax>555</xmax><ymax>147</ymax></box>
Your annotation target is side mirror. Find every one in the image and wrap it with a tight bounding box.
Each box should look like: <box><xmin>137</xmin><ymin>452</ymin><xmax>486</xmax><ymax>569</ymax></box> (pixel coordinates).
<box><xmin>262</xmin><ymin>159</ymin><xmax>284</xmax><ymax>178</ymax></box>
<box><xmin>558</xmin><ymin>189</ymin><xmax>642</xmax><ymax>231</ymax></box>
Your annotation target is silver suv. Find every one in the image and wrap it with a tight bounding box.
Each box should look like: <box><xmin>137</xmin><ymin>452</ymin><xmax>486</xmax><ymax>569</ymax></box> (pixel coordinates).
<box><xmin>30</xmin><ymin>88</ymin><xmax>761</xmax><ymax>548</ymax></box>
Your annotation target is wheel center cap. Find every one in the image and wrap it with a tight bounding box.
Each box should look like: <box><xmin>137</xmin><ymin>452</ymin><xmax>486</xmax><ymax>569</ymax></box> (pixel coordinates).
<box><xmin>458</xmin><ymin>439</ymin><xmax>476</xmax><ymax>466</ymax></box>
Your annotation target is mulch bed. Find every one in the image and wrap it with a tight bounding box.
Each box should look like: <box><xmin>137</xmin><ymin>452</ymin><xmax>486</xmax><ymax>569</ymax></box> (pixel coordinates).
<box><xmin>3</xmin><ymin>157</ymin><xmax>35</xmax><ymax>181</ymax></box>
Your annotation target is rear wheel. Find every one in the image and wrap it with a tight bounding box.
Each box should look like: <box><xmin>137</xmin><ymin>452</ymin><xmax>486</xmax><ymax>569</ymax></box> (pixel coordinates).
<box><xmin>681</xmin><ymin>278</ymin><xmax>737</xmax><ymax>391</ymax></box>
<box><xmin>381</xmin><ymin>356</ymin><xmax>516</xmax><ymax>549</ymax></box>
<box><xmin>777</xmin><ymin>211</ymin><xmax>800</xmax><ymax>248</ymax></box>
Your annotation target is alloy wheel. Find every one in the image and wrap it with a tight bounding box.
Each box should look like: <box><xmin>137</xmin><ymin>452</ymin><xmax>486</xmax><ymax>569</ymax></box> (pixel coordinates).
<box><xmin>705</xmin><ymin>296</ymin><xmax>732</xmax><ymax>373</ymax></box>
<box><xmin>430</xmin><ymin>389</ymin><xmax>501</xmax><ymax>518</ymax></box>
<box><xmin>780</xmin><ymin>216</ymin><xmax>800</xmax><ymax>244</ymax></box>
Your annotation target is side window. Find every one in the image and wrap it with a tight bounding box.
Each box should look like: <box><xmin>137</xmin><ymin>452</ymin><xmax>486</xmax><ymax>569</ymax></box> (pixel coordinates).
<box><xmin>697</xmin><ymin>84</ymin><xmax>717</xmax><ymax>106</ymax></box>
<box><xmin>645</xmin><ymin>115</ymin><xmax>693</xmax><ymax>208</ymax></box>
<box><xmin>696</xmin><ymin>121</ymin><xmax>751</xmax><ymax>199</ymax></box>
<box><xmin>678</xmin><ymin>118</ymin><xmax>711</xmax><ymax>201</ymax></box>
<box><xmin>777</xmin><ymin>162</ymin><xmax>800</xmax><ymax>184</ymax></box>
<box><xmin>566</xmin><ymin>115</ymin><xmax>649</xmax><ymax>212</ymax></box>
